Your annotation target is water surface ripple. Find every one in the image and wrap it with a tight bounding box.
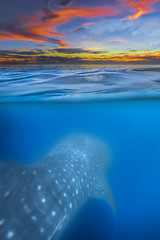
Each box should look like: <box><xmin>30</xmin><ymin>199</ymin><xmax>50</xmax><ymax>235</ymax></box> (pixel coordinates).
<box><xmin>1</xmin><ymin>65</ymin><xmax>160</xmax><ymax>102</ymax></box>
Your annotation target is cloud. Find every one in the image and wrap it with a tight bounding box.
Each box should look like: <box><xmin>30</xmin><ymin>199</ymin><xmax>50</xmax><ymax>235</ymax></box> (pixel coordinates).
<box><xmin>108</xmin><ymin>38</ymin><xmax>129</xmax><ymax>43</ymax></box>
<box><xmin>60</xmin><ymin>0</ymin><xmax>72</xmax><ymax>7</ymax></box>
<box><xmin>122</xmin><ymin>0</ymin><xmax>157</xmax><ymax>20</ymax></box>
<box><xmin>41</xmin><ymin>13</ymin><xmax>59</xmax><ymax>22</ymax></box>
<box><xmin>35</xmin><ymin>44</ymin><xmax>45</xmax><ymax>47</ymax></box>
<box><xmin>83</xmin><ymin>47</ymin><xmax>106</xmax><ymax>51</ymax></box>
<box><xmin>88</xmin><ymin>13</ymin><xmax>160</xmax><ymax>51</ymax></box>
<box><xmin>0</xmin><ymin>49</ymin><xmax>160</xmax><ymax>64</ymax></box>
<box><xmin>52</xmin><ymin>47</ymin><xmax>104</xmax><ymax>54</ymax></box>
<box><xmin>72</xmin><ymin>26</ymin><xmax>86</xmax><ymax>32</ymax></box>
<box><xmin>0</xmin><ymin>0</ymin><xmax>159</xmax><ymax>54</ymax></box>
<box><xmin>42</xmin><ymin>0</ymin><xmax>52</xmax><ymax>13</ymax></box>
<box><xmin>0</xmin><ymin>7</ymin><xmax>115</xmax><ymax>47</ymax></box>
<box><xmin>83</xmin><ymin>22</ymin><xmax>95</xmax><ymax>26</ymax></box>
<box><xmin>34</xmin><ymin>55</ymin><xmax>82</xmax><ymax>64</ymax></box>
<box><xmin>52</xmin><ymin>48</ymin><xmax>91</xmax><ymax>53</ymax></box>
<box><xmin>0</xmin><ymin>50</ymin><xmax>43</xmax><ymax>56</ymax></box>
<box><xmin>71</xmin><ymin>22</ymin><xmax>95</xmax><ymax>32</ymax></box>
<box><xmin>0</xmin><ymin>32</ymin><xmax>68</xmax><ymax>47</ymax></box>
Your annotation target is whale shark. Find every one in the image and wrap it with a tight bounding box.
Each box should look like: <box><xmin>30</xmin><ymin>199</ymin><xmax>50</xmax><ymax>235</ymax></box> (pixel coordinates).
<box><xmin>0</xmin><ymin>135</ymin><xmax>115</xmax><ymax>240</ymax></box>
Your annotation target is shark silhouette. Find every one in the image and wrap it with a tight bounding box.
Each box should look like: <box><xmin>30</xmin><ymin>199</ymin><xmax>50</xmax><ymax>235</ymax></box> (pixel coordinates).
<box><xmin>0</xmin><ymin>135</ymin><xmax>115</xmax><ymax>240</ymax></box>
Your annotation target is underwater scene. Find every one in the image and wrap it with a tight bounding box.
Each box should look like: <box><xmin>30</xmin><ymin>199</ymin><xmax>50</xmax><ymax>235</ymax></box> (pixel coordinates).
<box><xmin>1</xmin><ymin>65</ymin><xmax>160</xmax><ymax>240</ymax></box>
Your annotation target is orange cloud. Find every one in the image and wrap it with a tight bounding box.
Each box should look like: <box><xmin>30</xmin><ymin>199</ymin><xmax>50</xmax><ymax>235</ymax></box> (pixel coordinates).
<box><xmin>0</xmin><ymin>31</ymin><xmax>69</xmax><ymax>47</ymax></box>
<box><xmin>83</xmin><ymin>47</ymin><xmax>104</xmax><ymax>50</ymax></box>
<box><xmin>0</xmin><ymin>33</ymin><xmax>43</xmax><ymax>42</ymax></box>
<box><xmin>0</xmin><ymin>7</ymin><xmax>114</xmax><ymax>47</ymax></box>
<box><xmin>122</xmin><ymin>0</ymin><xmax>157</xmax><ymax>20</ymax></box>
<box><xmin>29</xmin><ymin>8</ymin><xmax>114</xmax><ymax>36</ymax></box>
<box><xmin>83</xmin><ymin>22</ymin><xmax>95</xmax><ymax>26</ymax></box>
<box><xmin>108</xmin><ymin>38</ymin><xmax>129</xmax><ymax>43</ymax></box>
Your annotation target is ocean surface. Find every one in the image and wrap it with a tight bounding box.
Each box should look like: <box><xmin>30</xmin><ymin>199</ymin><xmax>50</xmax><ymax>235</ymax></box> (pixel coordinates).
<box><xmin>1</xmin><ymin>64</ymin><xmax>160</xmax><ymax>240</ymax></box>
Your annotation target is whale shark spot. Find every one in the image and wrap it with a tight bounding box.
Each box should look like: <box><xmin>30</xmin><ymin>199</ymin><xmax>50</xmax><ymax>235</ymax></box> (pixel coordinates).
<box><xmin>4</xmin><ymin>191</ymin><xmax>10</xmax><ymax>198</ymax></box>
<box><xmin>0</xmin><ymin>219</ymin><xmax>5</xmax><ymax>226</ymax></box>
<box><xmin>6</xmin><ymin>231</ymin><xmax>14</xmax><ymax>239</ymax></box>
<box><xmin>52</xmin><ymin>211</ymin><xmax>56</xmax><ymax>216</ymax></box>
<box><xmin>0</xmin><ymin>135</ymin><xmax>115</xmax><ymax>240</ymax></box>
<box><xmin>40</xmin><ymin>228</ymin><xmax>45</xmax><ymax>233</ymax></box>
<box><xmin>31</xmin><ymin>215</ymin><xmax>37</xmax><ymax>221</ymax></box>
<box><xmin>23</xmin><ymin>204</ymin><xmax>31</xmax><ymax>213</ymax></box>
<box><xmin>37</xmin><ymin>185</ymin><xmax>41</xmax><ymax>190</ymax></box>
<box><xmin>70</xmin><ymin>203</ymin><xmax>72</xmax><ymax>209</ymax></box>
<box><xmin>41</xmin><ymin>198</ymin><xmax>46</xmax><ymax>203</ymax></box>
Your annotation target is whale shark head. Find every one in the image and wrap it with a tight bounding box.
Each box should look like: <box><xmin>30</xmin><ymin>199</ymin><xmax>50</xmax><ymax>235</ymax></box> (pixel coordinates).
<box><xmin>0</xmin><ymin>135</ymin><xmax>115</xmax><ymax>240</ymax></box>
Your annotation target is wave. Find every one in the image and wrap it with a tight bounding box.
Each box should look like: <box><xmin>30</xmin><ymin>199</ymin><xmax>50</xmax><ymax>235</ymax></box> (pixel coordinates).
<box><xmin>0</xmin><ymin>64</ymin><xmax>160</xmax><ymax>102</ymax></box>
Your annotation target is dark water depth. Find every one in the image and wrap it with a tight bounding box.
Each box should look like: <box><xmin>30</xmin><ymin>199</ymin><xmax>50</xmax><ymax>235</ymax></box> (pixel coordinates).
<box><xmin>1</xmin><ymin>99</ymin><xmax>160</xmax><ymax>240</ymax></box>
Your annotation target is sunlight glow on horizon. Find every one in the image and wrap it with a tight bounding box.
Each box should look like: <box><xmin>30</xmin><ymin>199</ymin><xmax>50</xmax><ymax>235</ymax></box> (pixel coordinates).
<box><xmin>0</xmin><ymin>0</ymin><xmax>159</xmax><ymax>64</ymax></box>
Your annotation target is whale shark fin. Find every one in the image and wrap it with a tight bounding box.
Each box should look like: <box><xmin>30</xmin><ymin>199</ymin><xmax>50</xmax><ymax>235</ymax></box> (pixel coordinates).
<box><xmin>92</xmin><ymin>175</ymin><xmax>116</xmax><ymax>213</ymax></box>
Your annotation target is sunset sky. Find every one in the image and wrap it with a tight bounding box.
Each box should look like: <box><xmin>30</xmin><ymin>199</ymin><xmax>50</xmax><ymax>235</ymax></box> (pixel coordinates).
<box><xmin>0</xmin><ymin>0</ymin><xmax>160</xmax><ymax>64</ymax></box>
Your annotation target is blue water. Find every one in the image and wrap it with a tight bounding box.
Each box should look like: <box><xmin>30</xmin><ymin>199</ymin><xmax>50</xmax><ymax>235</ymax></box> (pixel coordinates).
<box><xmin>1</xmin><ymin>65</ymin><xmax>160</xmax><ymax>239</ymax></box>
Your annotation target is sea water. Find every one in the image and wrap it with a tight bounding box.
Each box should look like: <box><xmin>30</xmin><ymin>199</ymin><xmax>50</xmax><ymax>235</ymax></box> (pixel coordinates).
<box><xmin>0</xmin><ymin>65</ymin><xmax>160</xmax><ymax>240</ymax></box>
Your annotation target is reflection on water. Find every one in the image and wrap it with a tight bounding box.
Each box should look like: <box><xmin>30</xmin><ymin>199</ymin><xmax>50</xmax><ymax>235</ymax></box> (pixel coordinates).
<box><xmin>0</xmin><ymin>64</ymin><xmax>160</xmax><ymax>102</ymax></box>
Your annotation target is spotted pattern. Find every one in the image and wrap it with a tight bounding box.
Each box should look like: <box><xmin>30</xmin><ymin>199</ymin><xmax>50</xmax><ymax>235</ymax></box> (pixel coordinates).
<box><xmin>0</xmin><ymin>135</ymin><xmax>111</xmax><ymax>240</ymax></box>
